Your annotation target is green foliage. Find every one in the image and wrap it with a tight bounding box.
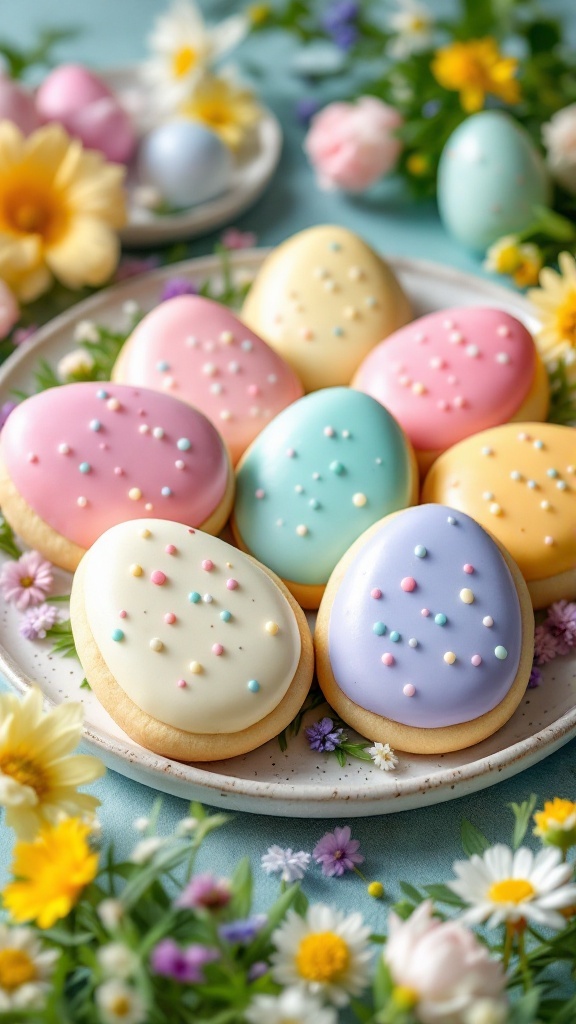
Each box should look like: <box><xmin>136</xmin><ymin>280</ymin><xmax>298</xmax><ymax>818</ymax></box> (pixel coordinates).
<box><xmin>509</xmin><ymin>795</ymin><xmax>539</xmax><ymax>849</ymax></box>
<box><xmin>461</xmin><ymin>819</ymin><xmax>491</xmax><ymax>857</ymax></box>
<box><xmin>0</xmin><ymin>516</ymin><xmax>21</xmax><ymax>559</ymax></box>
<box><xmin>0</xmin><ymin>26</ymin><xmax>79</xmax><ymax>79</ymax></box>
<box><xmin>547</xmin><ymin>360</ymin><xmax>576</xmax><ymax>427</ymax></box>
<box><xmin>45</xmin><ymin>618</ymin><xmax>79</xmax><ymax>661</ymax></box>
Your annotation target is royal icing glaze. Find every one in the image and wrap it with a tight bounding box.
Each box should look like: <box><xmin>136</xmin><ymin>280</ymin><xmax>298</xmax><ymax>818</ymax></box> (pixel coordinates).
<box><xmin>114</xmin><ymin>296</ymin><xmax>304</xmax><ymax>465</ymax></box>
<box><xmin>78</xmin><ymin>520</ymin><xmax>302</xmax><ymax>733</ymax></box>
<box><xmin>241</xmin><ymin>225</ymin><xmax>412</xmax><ymax>392</ymax></box>
<box><xmin>422</xmin><ymin>422</ymin><xmax>576</xmax><ymax>581</ymax></box>
<box><xmin>1</xmin><ymin>383</ymin><xmax>229</xmax><ymax>548</ymax></box>
<box><xmin>328</xmin><ymin>504</ymin><xmax>523</xmax><ymax>728</ymax></box>
<box><xmin>354</xmin><ymin>308</ymin><xmax>538</xmax><ymax>451</ymax></box>
<box><xmin>234</xmin><ymin>388</ymin><xmax>414</xmax><ymax>585</ymax></box>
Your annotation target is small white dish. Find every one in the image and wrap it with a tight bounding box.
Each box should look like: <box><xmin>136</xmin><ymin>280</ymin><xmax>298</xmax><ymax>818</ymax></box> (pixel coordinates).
<box><xmin>0</xmin><ymin>250</ymin><xmax>573</xmax><ymax>818</ymax></box>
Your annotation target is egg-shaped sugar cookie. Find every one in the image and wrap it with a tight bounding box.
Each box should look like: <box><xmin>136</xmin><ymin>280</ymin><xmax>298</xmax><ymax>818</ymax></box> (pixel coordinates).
<box><xmin>0</xmin><ymin>383</ymin><xmax>234</xmax><ymax>572</ymax></box>
<box><xmin>231</xmin><ymin>387</ymin><xmax>418</xmax><ymax>609</ymax></box>
<box><xmin>113</xmin><ymin>296</ymin><xmax>303</xmax><ymax>465</ymax></box>
<box><xmin>422</xmin><ymin>423</ymin><xmax>576</xmax><ymax>609</ymax></box>
<box><xmin>353</xmin><ymin>307</ymin><xmax>549</xmax><ymax>473</ymax></box>
<box><xmin>241</xmin><ymin>225</ymin><xmax>412</xmax><ymax>392</ymax></box>
<box><xmin>71</xmin><ymin>520</ymin><xmax>313</xmax><ymax>760</ymax></box>
<box><xmin>315</xmin><ymin>504</ymin><xmax>533</xmax><ymax>754</ymax></box>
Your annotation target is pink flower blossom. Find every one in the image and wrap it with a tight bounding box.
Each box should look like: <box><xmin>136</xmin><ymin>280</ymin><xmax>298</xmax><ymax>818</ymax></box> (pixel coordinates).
<box><xmin>313</xmin><ymin>826</ymin><xmax>364</xmax><ymax>877</ymax></box>
<box><xmin>12</xmin><ymin>324</ymin><xmax>37</xmax><ymax>346</ymax></box>
<box><xmin>0</xmin><ymin>551</ymin><xmax>53</xmax><ymax>610</ymax></box>
<box><xmin>544</xmin><ymin>600</ymin><xmax>576</xmax><ymax>655</ymax></box>
<box><xmin>150</xmin><ymin>938</ymin><xmax>219</xmax><ymax>983</ymax></box>
<box><xmin>176</xmin><ymin>873</ymin><xmax>231</xmax><ymax>911</ymax></box>
<box><xmin>0</xmin><ymin>280</ymin><xmax>19</xmax><ymax>340</ymax></box>
<box><xmin>304</xmin><ymin>96</ymin><xmax>403</xmax><ymax>192</ymax></box>
<box><xmin>385</xmin><ymin>901</ymin><xmax>507</xmax><ymax>1024</ymax></box>
<box><xmin>19</xmin><ymin>602</ymin><xmax>60</xmax><ymax>640</ymax></box>
<box><xmin>534</xmin><ymin>622</ymin><xmax>562</xmax><ymax>666</ymax></box>
<box><xmin>543</xmin><ymin>104</ymin><xmax>576</xmax><ymax>195</ymax></box>
<box><xmin>220</xmin><ymin>227</ymin><xmax>258</xmax><ymax>250</ymax></box>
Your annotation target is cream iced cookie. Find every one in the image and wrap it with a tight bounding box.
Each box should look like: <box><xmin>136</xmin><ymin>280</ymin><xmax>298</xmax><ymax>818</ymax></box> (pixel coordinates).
<box><xmin>231</xmin><ymin>387</ymin><xmax>418</xmax><ymax>609</ymax></box>
<box><xmin>241</xmin><ymin>224</ymin><xmax>412</xmax><ymax>391</ymax></box>
<box><xmin>0</xmin><ymin>383</ymin><xmax>233</xmax><ymax>571</ymax></box>
<box><xmin>422</xmin><ymin>422</ymin><xmax>576</xmax><ymax>609</ymax></box>
<box><xmin>315</xmin><ymin>504</ymin><xmax>533</xmax><ymax>754</ymax></box>
<box><xmin>70</xmin><ymin>520</ymin><xmax>314</xmax><ymax>760</ymax></box>
<box><xmin>113</xmin><ymin>295</ymin><xmax>304</xmax><ymax>465</ymax></box>
<box><xmin>353</xmin><ymin>307</ymin><xmax>549</xmax><ymax>473</ymax></box>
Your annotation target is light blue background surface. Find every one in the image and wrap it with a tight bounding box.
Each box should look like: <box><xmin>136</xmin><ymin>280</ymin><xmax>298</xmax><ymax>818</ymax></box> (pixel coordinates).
<box><xmin>1</xmin><ymin>1</ymin><xmax>575</xmax><ymax>927</ymax></box>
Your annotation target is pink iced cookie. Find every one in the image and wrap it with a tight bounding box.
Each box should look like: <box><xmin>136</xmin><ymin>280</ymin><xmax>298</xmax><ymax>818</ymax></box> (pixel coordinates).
<box><xmin>353</xmin><ymin>307</ymin><xmax>549</xmax><ymax>472</ymax></box>
<box><xmin>113</xmin><ymin>295</ymin><xmax>304</xmax><ymax>465</ymax></box>
<box><xmin>0</xmin><ymin>382</ymin><xmax>233</xmax><ymax>571</ymax></box>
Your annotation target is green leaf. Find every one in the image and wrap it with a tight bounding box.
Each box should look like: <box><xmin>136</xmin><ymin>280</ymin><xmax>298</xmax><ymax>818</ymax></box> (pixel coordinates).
<box><xmin>399</xmin><ymin>881</ymin><xmax>424</xmax><ymax>904</ymax></box>
<box><xmin>509</xmin><ymin>794</ymin><xmax>539</xmax><ymax>849</ymax></box>
<box><xmin>507</xmin><ymin>987</ymin><xmax>541</xmax><ymax>1024</ymax></box>
<box><xmin>372</xmin><ymin>958</ymin><xmax>393</xmax><ymax>1011</ymax></box>
<box><xmin>229</xmin><ymin>857</ymin><xmax>253</xmax><ymax>919</ymax></box>
<box><xmin>526</xmin><ymin>19</ymin><xmax>561</xmax><ymax>55</ymax></box>
<box><xmin>0</xmin><ymin>517</ymin><xmax>21</xmax><ymax>559</ymax></box>
<box><xmin>423</xmin><ymin>883</ymin><xmax>465</xmax><ymax>907</ymax></box>
<box><xmin>460</xmin><ymin>819</ymin><xmax>490</xmax><ymax>857</ymax></box>
<box><xmin>248</xmin><ymin>883</ymin><xmax>302</xmax><ymax>960</ymax></box>
<box><xmin>335</xmin><ymin>746</ymin><xmax>347</xmax><ymax>768</ymax></box>
<box><xmin>45</xmin><ymin>619</ymin><xmax>79</xmax><ymax>662</ymax></box>
<box><xmin>339</xmin><ymin>741</ymin><xmax>373</xmax><ymax>762</ymax></box>
<box><xmin>547</xmin><ymin>359</ymin><xmax>576</xmax><ymax>426</ymax></box>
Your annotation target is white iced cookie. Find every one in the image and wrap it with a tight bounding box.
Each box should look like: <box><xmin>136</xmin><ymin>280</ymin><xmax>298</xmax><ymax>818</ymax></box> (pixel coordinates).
<box><xmin>241</xmin><ymin>224</ymin><xmax>412</xmax><ymax>391</ymax></box>
<box><xmin>70</xmin><ymin>519</ymin><xmax>314</xmax><ymax>760</ymax></box>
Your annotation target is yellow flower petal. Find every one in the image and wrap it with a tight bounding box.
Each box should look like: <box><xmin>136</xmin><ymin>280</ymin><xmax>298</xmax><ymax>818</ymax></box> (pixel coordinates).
<box><xmin>46</xmin><ymin>216</ymin><xmax>120</xmax><ymax>289</ymax></box>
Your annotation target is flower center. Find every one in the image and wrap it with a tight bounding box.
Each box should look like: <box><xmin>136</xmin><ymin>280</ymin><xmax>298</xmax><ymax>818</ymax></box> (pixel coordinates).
<box><xmin>110</xmin><ymin>995</ymin><xmax>133</xmax><ymax>1017</ymax></box>
<box><xmin>19</xmin><ymin>575</ymin><xmax>34</xmax><ymax>588</ymax></box>
<box><xmin>555</xmin><ymin>289</ymin><xmax>576</xmax><ymax>345</ymax></box>
<box><xmin>172</xmin><ymin>45</ymin><xmax>197</xmax><ymax>78</ymax></box>
<box><xmin>0</xmin><ymin>750</ymin><xmax>48</xmax><ymax>797</ymax></box>
<box><xmin>408</xmin><ymin>15</ymin><xmax>428</xmax><ymax>32</ymax></box>
<box><xmin>488</xmin><ymin>878</ymin><xmax>535</xmax><ymax>904</ymax></box>
<box><xmin>2</xmin><ymin>182</ymin><xmax>67</xmax><ymax>244</ymax></box>
<box><xmin>296</xmin><ymin>931</ymin><xmax>350</xmax><ymax>983</ymax></box>
<box><xmin>0</xmin><ymin>948</ymin><xmax>37</xmax><ymax>992</ymax></box>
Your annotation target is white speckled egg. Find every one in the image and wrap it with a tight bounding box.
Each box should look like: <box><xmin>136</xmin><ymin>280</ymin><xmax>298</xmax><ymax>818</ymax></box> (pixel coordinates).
<box><xmin>138</xmin><ymin>120</ymin><xmax>233</xmax><ymax>208</ymax></box>
<box><xmin>437</xmin><ymin>111</ymin><xmax>550</xmax><ymax>252</ymax></box>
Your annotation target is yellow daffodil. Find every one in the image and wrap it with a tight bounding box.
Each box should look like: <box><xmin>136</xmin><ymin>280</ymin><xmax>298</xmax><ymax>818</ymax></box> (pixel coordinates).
<box><xmin>431</xmin><ymin>38</ymin><xmax>520</xmax><ymax>113</ymax></box>
<box><xmin>485</xmin><ymin>236</ymin><xmax>543</xmax><ymax>288</ymax></box>
<box><xmin>534</xmin><ymin>798</ymin><xmax>576</xmax><ymax>852</ymax></box>
<box><xmin>3</xmin><ymin>817</ymin><xmax>99</xmax><ymax>929</ymax></box>
<box><xmin>528</xmin><ymin>251</ymin><xmax>576</xmax><ymax>382</ymax></box>
<box><xmin>0</xmin><ymin>688</ymin><xmax>104</xmax><ymax>840</ymax></box>
<box><xmin>0</xmin><ymin>122</ymin><xmax>126</xmax><ymax>302</ymax></box>
<box><xmin>179</xmin><ymin>74</ymin><xmax>262</xmax><ymax>150</ymax></box>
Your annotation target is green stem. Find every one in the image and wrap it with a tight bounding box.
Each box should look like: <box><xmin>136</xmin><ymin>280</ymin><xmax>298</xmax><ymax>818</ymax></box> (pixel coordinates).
<box><xmin>503</xmin><ymin>923</ymin><xmax>514</xmax><ymax>970</ymax></box>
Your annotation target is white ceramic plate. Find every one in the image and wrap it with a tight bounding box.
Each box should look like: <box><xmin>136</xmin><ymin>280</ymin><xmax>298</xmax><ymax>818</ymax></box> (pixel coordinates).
<box><xmin>0</xmin><ymin>252</ymin><xmax>574</xmax><ymax>817</ymax></box>
<box><xmin>105</xmin><ymin>68</ymin><xmax>282</xmax><ymax>247</ymax></box>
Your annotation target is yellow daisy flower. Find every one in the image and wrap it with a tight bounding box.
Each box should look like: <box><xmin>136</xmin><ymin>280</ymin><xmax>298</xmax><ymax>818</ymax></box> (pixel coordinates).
<box><xmin>0</xmin><ymin>122</ymin><xmax>126</xmax><ymax>302</ymax></box>
<box><xmin>528</xmin><ymin>251</ymin><xmax>576</xmax><ymax>382</ymax></box>
<box><xmin>0</xmin><ymin>687</ymin><xmax>104</xmax><ymax>840</ymax></box>
<box><xmin>3</xmin><ymin>817</ymin><xmax>99</xmax><ymax>929</ymax></box>
<box><xmin>179</xmin><ymin>74</ymin><xmax>262</xmax><ymax>150</ymax></box>
<box><xmin>431</xmin><ymin>37</ymin><xmax>520</xmax><ymax>113</ymax></box>
<box><xmin>484</xmin><ymin>236</ymin><xmax>543</xmax><ymax>287</ymax></box>
<box><xmin>534</xmin><ymin>798</ymin><xmax>576</xmax><ymax>852</ymax></box>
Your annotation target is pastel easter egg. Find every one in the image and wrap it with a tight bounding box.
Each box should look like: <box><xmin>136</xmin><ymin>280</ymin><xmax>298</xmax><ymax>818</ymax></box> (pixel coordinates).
<box><xmin>113</xmin><ymin>295</ymin><xmax>304</xmax><ymax>465</ymax></box>
<box><xmin>241</xmin><ymin>224</ymin><xmax>412</xmax><ymax>391</ymax></box>
<box><xmin>36</xmin><ymin>64</ymin><xmax>135</xmax><ymax>163</ymax></box>
<box><xmin>0</xmin><ymin>75</ymin><xmax>40</xmax><ymax>135</ymax></box>
<box><xmin>0</xmin><ymin>382</ymin><xmax>233</xmax><ymax>570</ymax></box>
<box><xmin>315</xmin><ymin>504</ymin><xmax>532</xmax><ymax>753</ymax></box>
<box><xmin>232</xmin><ymin>387</ymin><xmax>417</xmax><ymax>607</ymax></box>
<box><xmin>437</xmin><ymin>112</ymin><xmax>551</xmax><ymax>251</ymax></box>
<box><xmin>353</xmin><ymin>307</ymin><xmax>549</xmax><ymax>471</ymax></box>
<box><xmin>138</xmin><ymin>121</ymin><xmax>232</xmax><ymax>208</ymax></box>
<box><xmin>71</xmin><ymin>520</ymin><xmax>313</xmax><ymax>759</ymax></box>
<box><xmin>422</xmin><ymin>422</ymin><xmax>576</xmax><ymax>608</ymax></box>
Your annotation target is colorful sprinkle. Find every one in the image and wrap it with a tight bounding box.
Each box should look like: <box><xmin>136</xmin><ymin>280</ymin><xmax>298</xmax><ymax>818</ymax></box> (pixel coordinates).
<box><xmin>381</xmin><ymin>653</ymin><xmax>394</xmax><ymax>666</ymax></box>
<box><xmin>330</xmin><ymin>461</ymin><xmax>344</xmax><ymax>475</ymax></box>
<box><xmin>435</xmin><ymin>613</ymin><xmax>447</xmax><ymax>626</ymax></box>
<box><xmin>471</xmin><ymin>655</ymin><xmax>482</xmax><ymax>666</ymax></box>
<box><xmin>111</xmin><ymin>628</ymin><xmax>124</xmax><ymax>642</ymax></box>
<box><xmin>265</xmin><ymin>621</ymin><xmax>279</xmax><ymax>635</ymax></box>
<box><xmin>203</xmin><ymin>594</ymin><xmax>213</xmax><ymax>603</ymax></box>
<box><xmin>149</xmin><ymin>638</ymin><xmax>163</xmax><ymax>652</ymax></box>
<box><xmin>414</xmin><ymin>545</ymin><xmax>427</xmax><ymax>558</ymax></box>
<box><xmin>189</xmin><ymin>661</ymin><xmax>202</xmax><ymax>674</ymax></box>
<box><xmin>494</xmin><ymin>646</ymin><xmax>508</xmax><ymax>660</ymax></box>
<box><xmin>296</xmin><ymin>524</ymin><xmax>308</xmax><ymax>536</ymax></box>
<box><xmin>107</xmin><ymin>397</ymin><xmax>120</xmax><ymax>411</ymax></box>
<box><xmin>390</xmin><ymin>630</ymin><xmax>401</xmax><ymax>642</ymax></box>
<box><xmin>79</xmin><ymin>462</ymin><xmax>91</xmax><ymax>474</ymax></box>
<box><xmin>161</xmin><ymin>486</ymin><xmax>172</xmax><ymax>497</ymax></box>
<box><xmin>483</xmin><ymin>616</ymin><xmax>494</xmax><ymax>627</ymax></box>
<box><xmin>202</xmin><ymin>559</ymin><xmax>214</xmax><ymax>572</ymax></box>
<box><xmin>489</xmin><ymin>503</ymin><xmax>502</xmax><ymax>516</ymax></box>
<box><xmin>164</xmin><ymin>612</ymin><xmax>176</xmax><ymax>625</ymax></box>
<box><xmin>227</xmin><ymin>579</ymin><xmax>238</xmax><ymax>590</ymax></box>
<box><xmin>77</xmin><ymin>496</ymin><xmax>87</xmax><ymax>507</ymax></box>
<box><xmin>152</xmin><ymin>427</ymin><xmax>164</xmax><ymax>439</ymax></box>
<box><xmin>130</xmin><ymin>563</ymin><xmax>143</xmax><ymax>577</ymax></box>
<box><xmin>460</xmin><ymin>588</ymin><xmax>474</xmax><ymax>604</ymax></box>
<box><xmin>401</xmin><ymin>577</ymin><xmax>416</xmax><ymax>592</ymax></box>
<box><xmin>177</xmin><ymin>679</ymin><xmax>187</xmax><ymax>688</ymax></box>
<box><xmin>353</xmin><ymin>492</ymin><xmax>367</xmax><ymax>507</ymax></box>
<box><xmin>58</xmin><ymin>443</ymin><xmax>71</xmax><ymax>455</ymax></box>
<box><xmin>165</xmin><ymin>544</ymin><xmax>177</xmax><ymax>555</ymax></box>
<box><xmin>373</xmin><ymin>622</ymin><xmax>386</xmax><ymax>636</ymax></box>
<box><xmin>128</xmin><ymin>487</ymin><xmax>142</xmax><ymax>501</ymax></box>
<box><xmin>421</xmin><ymin>608</ymin><xmax>430</xmax><ymax>617</ymax></box>
<box><xmin>443</xmin><ymin>651</ymin><xmax>456</xmax><ymax>665</ymax></box>
<box><xmin>212</xmin><ymin>643</ymin><xmax>224</xmax><ymax>656</ymax></box>
<box><xmin>403</xmin><ymin>684</ymin><xmax>416</xmax><ymax>697</ymax></box>
<box><xmin>545</xmin><ymin>535</ymin><xmax>555</xmax><ymax>546</ymax></box>
<box><xmin>140</xmin><ymin>528</ymin><xmax>151</xmax><ymax>538</ymax></box>
<box><xmin>247</xmin><ymin>679</ymin><xmax>260</xmax><ymax>692</ymax></box>
<box><xmin>151</xmin><ymin>570</ymin><xmax>167</xmax><ymax>586</ymax></box>
<box><xmin>220</xmin><ymin>610</ymin><xmax>232</xmax><ymax>622</ymax></box>
<box><xmin>371</xmin><ymin>588</ymin><xmax>382</xmax><ymax>599</ymax></box>
<box><xmin>463</xmin><ymin>564</ymin><xmax>474</xmax><ymax>574</ymax></box>
<box><xmin>89</xmin><ymin>419</ymin><xmax>101</xmax><ymax>432</ymax></box>
<box><xmin>119</xmin><ymin>610</ymin><xmax>127</xmax><ymax>619</ymax></box>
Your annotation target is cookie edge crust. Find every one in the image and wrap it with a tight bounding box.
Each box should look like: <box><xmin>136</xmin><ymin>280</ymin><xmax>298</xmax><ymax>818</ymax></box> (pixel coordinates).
<box><xmin>70</xmin><ymin>545</ymin><xmax>314</xmax><ymax>761</ymax></box>
<box><xmin>314</xmin><ymin>509</ymin><xmax>534</xmax><ymax>755</ymax></box>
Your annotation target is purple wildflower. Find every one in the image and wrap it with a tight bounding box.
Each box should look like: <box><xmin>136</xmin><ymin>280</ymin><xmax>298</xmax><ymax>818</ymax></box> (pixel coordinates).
<box><xmin>528</xmin><ymin>665</ymin><xmax>542</xmax><ymax>689</ymax></box>
<box><xmin>176</xmin><ymin>873</ymin><xmax>231</xmax><ymax>911</ymax></box>
<box><xmin>545</xmin><ymin>601</ymin><xmax>576</xmax><ymax>655</ymax></box>
<box><xmin>160</xmin><ymin>277</ymin><xmax>198</xmax><ymax>302</ymax></box>
<box><xmin>12</xmin><ymin>325</ymin><xmax>37</xmax><ymax>346</ymax></box>
<box><xmin>218</xmin><ymin>914</ymin><xmax>266</xmax><ymax>945</ymax></box>
<box><xmin>534</xmin><ymin>623</ymin><xmax>562</xmax><ymax>665</ymax></box>
<box><xmin>295</xmin><ymin>97</ymin><xmax>322</xmax><ymax>126</ymax></box>
<box><xmin>422</xmin><ymin>99</ymin><xmax>441</xmax><ymax>119</ymax></box>
<box><xmin>329</xmin><ymin>21</ymin><xmax>358</xmax><ymax>49</ymax></box>
<box><xmin>220</xmin><ymin>227</ymin><xmax>258</xmax><ymax>250</ymax></box>
<box><xmin>305</xmin><ymin>717</ymin><xmax>344</xmax><ymax>753</ymax></box>
<box><xmin>0</xmin><ymin>400</ymin><xmax>18</xmax><ymax>430</ymax></box>
<box><xmin>248</xmin><ymin>961</ymin><xmax>269</xmax><ymax>981</ymax></box>
<box><xmin>313</xmin><ymin>826</ymin><xmax>364</xmax><ymax>877</ymax></box>
<box><xmin>19</xmin><ymin>602</ymin><xmax>60</xmax><ymax>641</ymax></box>
<box><xmin>115</xmin><ymin>255</ymin><xmax>160</xmax><ymax>282</ymax></box>
<box><xmin>322</xmin><ymin>0</ymin><xmax>359</xmax><ymax>49</ymax></box>
<box><xmin>150</xmin><ymin>939</ymin><xmax>219</xmax><ymax>983</ymax></box>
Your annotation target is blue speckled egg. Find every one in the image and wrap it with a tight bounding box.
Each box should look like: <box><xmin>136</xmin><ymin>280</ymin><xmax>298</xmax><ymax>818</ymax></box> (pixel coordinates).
<box><xmin>437</xmin><ymin>111</ymin><xmax>550</xmax><ymax>252</ymax></box>
<box><xmin>138</xmin><ymin>120</ymin><xmax>233</xmax><ymax>208</ymax></box>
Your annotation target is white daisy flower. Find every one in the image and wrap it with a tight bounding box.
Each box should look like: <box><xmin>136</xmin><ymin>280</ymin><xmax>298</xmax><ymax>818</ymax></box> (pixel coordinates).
<box><xmin>73</xmin><ymin>319</ymin><xmax>99</xmax><ymax>343</ymax></box>
<box><xmin>246</xmin><ymin>987</ymin><xmax>338</xmax><ymax>1024</ymax></box>
<box><xmin>449</xmin><ymin>843</ymin><xmax>576</xmax><ymax>930</ymax></box>
<box><xmin>0</xmin><ymin>924</ymin><xmax>58</xmax><ymax>1012</ymax></box>
<box><xmin>97</xmin><ymin>943</ymin><xmax>139</xmax><ymax>980</ymax></box>
<box><xmin>369</xmin><ymin>742</ymin><xmax>398</xmax><ymax>772</ymax></box>
<box><xmin>261</xmin><ymin>845</ymin><xmax>311</xmax><ymax>883</ymax></box>
<box><xmin>57</xmin><ymin>348</ymin><xmax>95</xmax><ymax>381</ymax></box>
<box><xmin>98</xmin><ymin>898</ymin><xmax>125</xmax><ymax>931</ymax></box>
<box><xmin>96</xmin><ymin>980</ymin><xmax>146</xmax><ymax>1024</ymax></box>
<box><xmin>130</xmin><ymin>836</ymin><xmax>165</xmax><ymax>864</ymax></box>
<box><xmin>144</xmin><ymin>0</ymin><xmax>247</xmax><ymax>114</ymax></box>
<box><xmin>271</xmin><ymin>903</ymin><xmax>372</xmax><ymax>1007</ymax></box>
<box><xmin>388</xmin><ymin>0</ymin><xmax>434</xmax><ymax>59</ymax></box>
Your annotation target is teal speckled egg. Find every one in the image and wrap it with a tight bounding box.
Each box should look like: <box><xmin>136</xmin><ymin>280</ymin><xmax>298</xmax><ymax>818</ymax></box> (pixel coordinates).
<box><xmin>437</xmin><ymin>111</ymin><xmax>550</xmax><ymax>252</ymax></box>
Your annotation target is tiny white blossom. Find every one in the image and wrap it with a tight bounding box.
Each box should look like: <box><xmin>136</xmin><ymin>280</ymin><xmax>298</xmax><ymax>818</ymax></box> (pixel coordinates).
<box><xmin>175</xmin><ymin>816</ymin><xmax>198</xmax><ymax>837</ymax></box>
<box><xmin>133</xmin><ymin>816</ymin><xmax>150</xmax><ymax>833</ymax></box>
<box><xmin>122</xmin><ymin>300</ymin><xmax>140</xmax><ymax>318</ymax></box>
<box><xmin>97</xmin><ymin>943</ymin><xmax>139</xmax><ymax>980</ymax></box>
<box><xmin>73</xmin><ymin>319</ymin><xmax>99</xmax><ymax>343</ymax></box>
<box><xmin>368</xmin><ymin>742</ymin><xmax>398</xmax><ymax>772</ymax></box>
<box><xmin>98</xmin><ymin>899</ymin><xmax>125</xmax><ymax>931</ymax></box>
<box><xmin>246</xmin><ymin>987</ymin><xmax>338</xmax><ymax>1024</ymax></box>
<box><xmin>261</xmin><ymin>845</ymin><xmax>311</xmax><ymax>883</ymax></box>
<box><xmin>130</xmin><ymin>837</ymin><xmax>165</xmax><ymax>864</ymax></box>
<box><xmin>388</xmin><ymin>0</ymin><xmax>434</xmax><ymax>59</ymax></box>
<box><xmin>95</xmin><ymin>980</ymin><xmax>146</xmax><ymax>1024</ymax></box>
<box><xmin>57</xmin><ymin>348</ymin><xmax>95</xmax><ymax>380</ymax></box>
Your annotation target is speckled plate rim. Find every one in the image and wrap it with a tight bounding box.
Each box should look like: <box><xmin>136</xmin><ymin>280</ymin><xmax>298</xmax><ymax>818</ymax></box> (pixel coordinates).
<box><xmin>0</xmin><ymin>251</ymin><xmax>573</xmax><ymax>816</ymax></box>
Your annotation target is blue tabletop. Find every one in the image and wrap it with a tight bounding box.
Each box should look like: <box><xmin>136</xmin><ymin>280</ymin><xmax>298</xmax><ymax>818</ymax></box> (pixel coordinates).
<box><xmin>1</xmin><ymin>0</ymin><xmax>574</xmax><ymax>926</ymax></box>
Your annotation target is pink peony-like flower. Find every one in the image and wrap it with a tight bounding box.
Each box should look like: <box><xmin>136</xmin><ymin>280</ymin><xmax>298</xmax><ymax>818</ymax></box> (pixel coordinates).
<box><xmin>0</xmin><ymin>279</ymin><xmax>19</xmax><ymax>340</ymax></box>
<box><xmin>385</xmin><ymin>901</ymin><xmax>507</xmax><ymax>1024</ymax></box>
<box><xmin>534</xmin><ymin>622</ymin><xmax>561</xmax><ymax>666</ymax></box>
<box><xmin>0</xmin><ymin>551</ymin><xmax>53</xmax><ymax>610</ymax></box>
<box><xmin>543</xmin><ymin>104</ymin><xmax>576</xmax><ymax>195</ymax></box>
<box><xmin>304</xmin><ymin>96</ymin><xmax>403</xmax><ymax>192</ymax></box>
